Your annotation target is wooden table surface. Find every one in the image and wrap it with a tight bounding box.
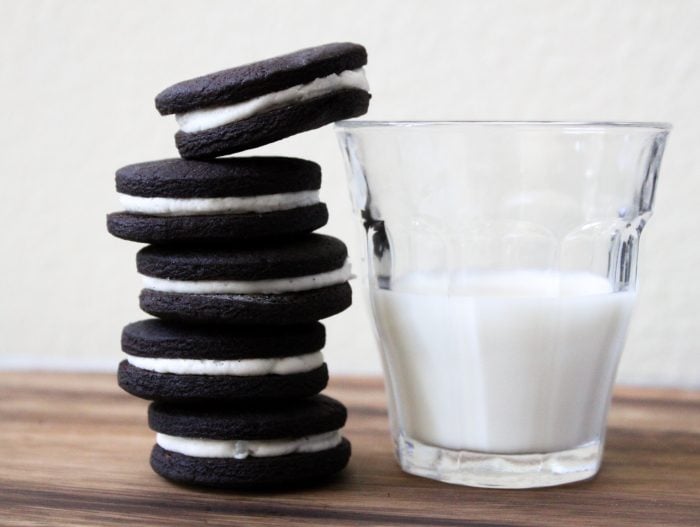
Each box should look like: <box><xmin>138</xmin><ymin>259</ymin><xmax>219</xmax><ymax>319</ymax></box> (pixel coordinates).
<box><xmin>1</xmin><ymin>372</ymin><xmax>699</xmax><ymax>526</ymax></box>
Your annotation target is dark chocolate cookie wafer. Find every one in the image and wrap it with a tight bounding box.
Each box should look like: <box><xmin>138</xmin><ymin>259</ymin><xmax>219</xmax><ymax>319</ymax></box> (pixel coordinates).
<box><xmin>148</xmin><ymin>395</ymin><xmax>350</xmax><ymax>488</ymax></box>
<box><xmin>155</xmin><ymin>42</ymin><xmax>370</xmax><ymax>158</ymax></box>
<box><xmin>107</xmin><ymin>157</ymin><xmax>327</xmax><ymax>243</ymax></box>
<box><xmin>117</xmin><ymin>320</ymin><xmax>328</xmax><ymax>401</ymax></box>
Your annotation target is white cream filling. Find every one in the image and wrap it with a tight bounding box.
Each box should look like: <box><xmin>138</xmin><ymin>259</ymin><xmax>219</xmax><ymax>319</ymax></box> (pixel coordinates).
<box><xmin>125</xmin><ymin>350</ymin><xmax>324</xmax><ymax>375</ymax></box>
<box><xmin>118</xmin><ymin>190</ymin><xmax>319</xmax><ymax>216</ymax></box>
<box><xmin>156</xmin><ymin>430</ymin><xmax>342</xmax><ymax>459</ymax></box>
<box><xmin>142</xmin><ymin>259</ymin><xmax>352</xmax><ymax>294</ymax></box>
<box><xmin>176</xmin><ymin>68</ymin><xmax>368</xmax><ymax>133</ymax></box>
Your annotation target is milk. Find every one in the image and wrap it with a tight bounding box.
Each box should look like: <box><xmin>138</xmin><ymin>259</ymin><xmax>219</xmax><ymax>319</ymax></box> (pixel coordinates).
<box><xmin>371</xmin><ymin>270</ymin><xmax>635</xmax><ymax>454</ymax></box>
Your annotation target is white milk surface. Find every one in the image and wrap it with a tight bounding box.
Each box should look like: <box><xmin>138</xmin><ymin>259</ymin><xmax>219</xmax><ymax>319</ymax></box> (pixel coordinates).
<box><xmin>372</xmin><ymin>270</ymin><xmax>636</xmax><ymax>454</ymax></box>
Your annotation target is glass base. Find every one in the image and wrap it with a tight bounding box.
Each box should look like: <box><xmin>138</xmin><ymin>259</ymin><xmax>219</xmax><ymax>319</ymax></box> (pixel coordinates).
<box><xmin>395</xmin><ymin>434</ymin><xmax>603</xmax><ymax>489</ymax></box>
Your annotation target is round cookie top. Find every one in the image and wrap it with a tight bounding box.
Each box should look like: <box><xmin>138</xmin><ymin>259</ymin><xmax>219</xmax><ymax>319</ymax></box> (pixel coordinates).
<box><xmin>149</xmin><ymin>394</ymin><xmax>347</xmax><ymax>440</ymax></box>
<box><xmin>116</xmin><ymin>157</ymin><xmax>320</xmax><ymax>198</ymax></box>
<box><xmin>156</xmin><ymin>42</ymin><xmax>367</xmax><ymax>115</ymax></box>
<box><xmin>122</xmin><ymin>319</ymin><xmax>325</xmax><ymax>360</ymax></box>
<box><xmin>136</xmin><ymin>234</ymin><xmax>348</xmax><ymax>281</ymax></box>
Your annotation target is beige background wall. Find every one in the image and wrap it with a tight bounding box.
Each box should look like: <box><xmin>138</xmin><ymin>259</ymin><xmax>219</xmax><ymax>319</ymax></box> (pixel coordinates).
<box><xmin>0</xmin><ymin>0</ymin><xmax>698</xmax><ymax>387</ymax></box>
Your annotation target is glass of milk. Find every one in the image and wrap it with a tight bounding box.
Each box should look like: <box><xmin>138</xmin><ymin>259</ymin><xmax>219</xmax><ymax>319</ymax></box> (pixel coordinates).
<box><xmin>335</xmin><ymin>121</ymin><xmax>670</xmax><ymax>488</ymax></box>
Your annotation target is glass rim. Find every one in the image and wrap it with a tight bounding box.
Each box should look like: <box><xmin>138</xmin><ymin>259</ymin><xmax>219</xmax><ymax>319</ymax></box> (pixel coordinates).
<box><xmin>335</xmin><ymin>120</ymin><xmax>672</xmax><ymax>132</ymax></box>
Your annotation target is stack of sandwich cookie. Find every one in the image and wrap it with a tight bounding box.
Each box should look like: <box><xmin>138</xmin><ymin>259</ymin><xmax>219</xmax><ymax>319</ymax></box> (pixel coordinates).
<box><xmin>107</xmin><ymin>42</ymin><xmax>369</xmax><ymax>489</ymax></box>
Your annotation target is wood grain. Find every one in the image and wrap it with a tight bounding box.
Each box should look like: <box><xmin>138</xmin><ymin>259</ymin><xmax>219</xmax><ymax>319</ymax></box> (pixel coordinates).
<box><xmin>0</xmin><ymin>372</ymin><xmax>699</xmax><ymax>526</ymax></box>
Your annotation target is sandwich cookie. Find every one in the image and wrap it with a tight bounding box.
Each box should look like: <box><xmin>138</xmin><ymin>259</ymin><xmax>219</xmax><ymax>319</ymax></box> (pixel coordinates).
<box><xmin>107</xmin><ymin>157</ymin><xmax>328</xmax><ymax>243</ymax></box>
<box><xmin>148</xmin><ymin>395</ymin><xmax>351</xmax><ymax>488</ymax></box>
<box><xmin>118</xmin><ymin>319</ymin><xmax>329</xmax><ymax>401</ymax></box>
<box><xmin>155</xmin><ymin>42</ymin><xmax>370</xmax><ymax>159</ymax></box>
<box><xmin>137</xmin><ymin>234</ymin><xmax>353</xmax><ymax>324</ymax></box>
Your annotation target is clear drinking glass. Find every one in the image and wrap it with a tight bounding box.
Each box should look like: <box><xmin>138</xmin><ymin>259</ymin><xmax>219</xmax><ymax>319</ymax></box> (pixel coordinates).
<box><xmin>336</xmin><ymin>121</ymin><xmax>670</xmax><ymax>488</ymax></box>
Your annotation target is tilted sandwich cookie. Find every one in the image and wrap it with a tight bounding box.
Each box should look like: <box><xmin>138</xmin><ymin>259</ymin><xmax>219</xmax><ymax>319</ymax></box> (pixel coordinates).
<box><xmin>137</xmin><ymin>234</ymin><xmax>353</xmax><ymax>324</ymax></box>
<box><xmin>118</xmin><ymin>319</ymin><xmax>329</xmax><ymax>401</ymax></box>
<box><xmin>107</xmin><ymin>157</ymin><xmax>328</xmax><ymax>244</ymax></box>
<box><xmin>155</xmin><ymin>42</ymin><xmax>370</xmax><ymax>159</ymax></box>
<box><xmin>148</xmin><ymin>395</ymin><xmax>351</xmax><ymax>488</ymax></box>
